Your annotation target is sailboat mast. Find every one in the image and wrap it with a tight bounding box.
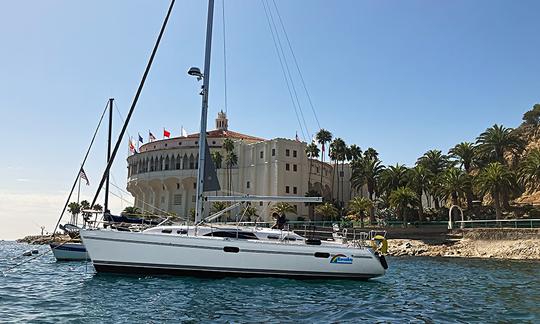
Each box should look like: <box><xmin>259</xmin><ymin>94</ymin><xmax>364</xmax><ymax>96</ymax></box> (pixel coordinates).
<box><xmin>104</xmin><ymin>98</ymin><xmax>113</xmax><ymax>213</ymax></box>
<box><xmin>195</xmin><ymin>0</ymin><xmax>215</xmax><ymax>223</ymax></box>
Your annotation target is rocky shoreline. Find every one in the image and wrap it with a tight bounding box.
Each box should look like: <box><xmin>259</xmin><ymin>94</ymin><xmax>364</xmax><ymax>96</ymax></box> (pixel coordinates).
<box><xmin>16</xmin><ymin>234</ymin><xmax>72</xmax><ymax>245</ymax></box>
<box><xmin>388</xmin><ymin>229</ymin><xmax>540</xmax><ymax>260</ymax></box>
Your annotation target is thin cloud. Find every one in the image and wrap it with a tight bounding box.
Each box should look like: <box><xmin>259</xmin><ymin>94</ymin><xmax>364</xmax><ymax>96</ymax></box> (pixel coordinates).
<box><xmin>16</xmin><ymin>178</ymin><xmax>31</xmax><ymax>182</ymax></box>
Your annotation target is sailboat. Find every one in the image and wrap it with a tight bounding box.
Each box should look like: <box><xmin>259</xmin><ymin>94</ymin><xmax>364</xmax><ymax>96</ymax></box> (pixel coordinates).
<box><xmin>80</xmin><ymin>0</ymin><xmax>388</xmax><ymax>279</ymax></box>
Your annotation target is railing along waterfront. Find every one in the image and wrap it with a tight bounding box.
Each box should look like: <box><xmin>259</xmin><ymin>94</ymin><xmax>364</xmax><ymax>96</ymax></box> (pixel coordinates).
<box><xmin>455</xmin><ymin>219</ymin><xmax>540</xmax><ymax>229</ymax></box>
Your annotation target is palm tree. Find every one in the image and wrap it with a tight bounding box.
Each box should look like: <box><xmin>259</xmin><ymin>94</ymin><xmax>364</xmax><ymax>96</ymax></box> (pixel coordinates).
<box><xmin>476</xmin><ymin>125</ymin><xmax>525</xmax><ymax>210</ymax></box>
<box><xmin>449</xmin><ymin>142</ymin><xmax>476</xmax><ymax>209</ymax></box>
<box><xmin>240</xmin><ymin>205</ymin><xmax>258</xmax><ymax>222</ymax></box>
<box><xmin>305</xmin><ymin>190</ymin><xmax>320</xmax><ymax>220</ymax></box>
<box><xmin>363</xmin><ymin>147</ymin><xmax>379</xmax><ymax>161</ymax></box>
<box><xmin>351</xmin><ymin>157</ymin><xmax>384</xmax><ymax>224</ymax></box>
<box><xmin>224</xmin><ymin>151</ymin><xmax>238</xmax><ymax>194</ymax></box>
<box><xmin>348</xmin><ymin>196</ymin><xmax>373</xmax><ymax>227</ymax></box>
<box><xmin>476</xmin><ymin>124</ymin><xmax>524</xmax><ymax>165</ymax></box>
<box><xmin>329</xmin><ymin>139</ymin><xmax>340</xmax><ymax>202</ymax></box>
<box><xmin>211</xmin><ymin>151</ymin><xmax>223</xmax><ymax>169</ymax></box>
<box><xmin>389</xmin><ymin>186</ymin><xmax>419</xmax><ymax>227</ymax></box>
<box><xmin>222</xmin><ymin>138</ymin><xmax>235</xmax><ymax>194</ymax></box>
<box><xmin>122</xmin><ymin>206</ymin><xmax>141</xmax><ymax>216</ymax></box>
<box><xmin>316</xmin><ymin>129</ymin><xmax>332</xmax><ymax>195</ymax></box>
<box><xmin>519</xmin><ymin>148</ymin><xmax>540</xmax><ymax>192</ymax></box>
<box><xmin>330</xmin><ymin>138</ymin><xmax>346</xmax><ymax>206</ymax></box>
<box><xmin>305</xmin><ymin>142</ymin><xmax>320</xmax><ymax>190</ymax></box>
<box><xmin>380</xmin><ymin>164</ymin><xmax>409</xmax><ymax>194</ymax></box>
<box><xmin>315</xmin><ymin>202</ymin><xmax>338</xmax><ymax>221</ymax></box>
<box><xmin>93</xmin><ymin>204</ymin><xmax>103</xmax><ymax>212</ymax></box>
<box><xmin>348</xmin><ymin>145</ymin><xmax>362</xmax><ymax>162</ymax></box>
<box><xmin>271</xmin><ymin>202</ymin><xmax>297</xmax><ymax>219</ymax></box>
<box><xmin>211</xmin><ymin>201</ymin><xmax>228</xmax><ymax>213</ymax></box>
<box><xmin>417</xmin><ymin>150</ymin><xmax>450</xmax><ymax>209</ymax></box>
<box><xmin>475</xmin><ymin>162</ymin><xmax>515</xmax><ymax>220</ymax></box>
<box><xmin>67</xmin><ymin>202</ymin><xmax>81</xmax><ymax>225</ymax></box>
<box><xmin>439</xmin><ymin>167</ymin><xmax>471</xmax><ymax>207</ymax></box>
<box><xmin>408</xmin><ymin>165</ymin><xmax>432</xmax><ymax>221</ymax></box>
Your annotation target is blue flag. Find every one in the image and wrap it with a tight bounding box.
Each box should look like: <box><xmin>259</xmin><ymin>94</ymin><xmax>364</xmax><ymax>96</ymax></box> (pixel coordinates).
<box><xmin>138</xmin><ymin>133</ymin><xmax>143</xmax><ymax>143</ymax></box>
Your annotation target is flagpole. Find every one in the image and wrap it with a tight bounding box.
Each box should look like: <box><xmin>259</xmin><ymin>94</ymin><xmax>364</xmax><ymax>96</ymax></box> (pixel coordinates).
<box><xmin>77</xmin><ymin>173</ymin><xmax>81</xmax><ymax>204</ymax></box>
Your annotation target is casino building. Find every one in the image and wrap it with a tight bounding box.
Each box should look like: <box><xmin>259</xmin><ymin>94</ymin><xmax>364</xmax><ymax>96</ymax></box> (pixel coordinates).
<box><xmin>126</xmin><ymin>111</ymin><xmax>358</xmax><ymax>221</ymax></box>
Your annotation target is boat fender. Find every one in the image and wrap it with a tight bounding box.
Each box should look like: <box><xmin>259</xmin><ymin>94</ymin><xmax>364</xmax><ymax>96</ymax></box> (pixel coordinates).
<box><xmin>371</xmin><ymin>235</ymin><xmax>388</xmax><ymax>255</ymax></box>
<box><xmin>23</xmin><ymin>251</ymin><xmax>32</xmax><ymax>257</ymax></box>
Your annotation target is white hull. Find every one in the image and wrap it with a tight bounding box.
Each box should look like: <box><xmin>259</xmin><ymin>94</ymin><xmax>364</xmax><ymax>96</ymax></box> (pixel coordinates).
<box><xmin>50</xmin><ymin>242</ymin><xmax>89</xmax><ymax>261</ymax></box>
<box><xmin>80</xmin><ymin>229</ymin><xmax>386</xmax><ymax>279</ymax></box>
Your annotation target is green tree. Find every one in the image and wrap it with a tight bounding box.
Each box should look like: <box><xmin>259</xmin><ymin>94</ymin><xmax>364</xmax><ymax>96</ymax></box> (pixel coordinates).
<box><xmin>449</xmin><ymin>142</ymin><xmax>476</xmax><ymax>209</ymax></box>
<box><xmin>363</xmin><ymin>147</ymin><xmax>379</xmax><ymax>160</ymax></box>
<box><xmin>271</xmin><ymin>202</ymin><xmax>297</xmax><ymax>219</ymax></box>
<box><xmin>211</xmin><ymin>151</ymin><xmax>223</xmax><ymax>169</ymax></box>
<box><xmin>316</xmin><ymin>129</ymin><xmax>333</xmax><ymax>195</ymax></box>
<box><xmin>522</xmin><ymin>104</ymin><xmax>540</xmax><ymax>126</ymax></box>
<box><xmin>330</xmin><ymin>138</ymin><xmax>347</xmax><ymax>207</ymax></box>
<box><xmin>389</xmin><ymin>186</ymin><xmax>419</xmax><ymax>227</ymax></box>
<box><xmin>122</xmin><ymin>206</ymin><xmax>141</xmax><ymax>216</ymax></box>
<box><xmin>351</xmin><ymin>157</ymin><xmax>384</xmax><ymax>224</ymax></box>
<box><xmin>475</xmin><ymin>162</ymin><xmax>515</xmax><ymax>220</ymax></box>
<box><xmin>476</xmin><ymin>124</ymin><xmax>524</xmax><ymax>165</ymax></box>
<box><xmin>211</xmin><ymin>201</ymin><xmax>229</xmax><ymax>213</ymax></box>
<box><xmin>67</xmin><ymin>202</ymin><xmax>81</xmax><ymax>225</ymax></box>
<box><xmin>519</xmin><ymin>148</ymin><xmax>540</xmax><ymax>192</ymax></box>
<box><xmin>240</xmin><ymin>205</ymin><xmax>258</xmax><ymax>222</ymax></box>
<box><xmin>348</xmin><ymin>196</ymin><xmax>373</xmax><ymax>227</ymax></box>
<box><xmin>305</xmin><ymin>142</ymin><xmax>320</xmax><ymax>190</ymax></box>
<box><xmin>222</xmin><ymin>138</ymin><xmax>236</xmax><ymax>194</ymax></box>
<box><xmin>439</xmin><ymin>167</ymin><xmax>471</xmax><ymax>207</ymax></box>
<box><xmin>380</xmin><ymin>164</ymin><xmax>409</xmax><ymax>194</ymax></box>
<box><xmin>417</xmin><ymin>149</ymin><xmax>450</xmax><ymax>209</ymax></box>
<box><xmin>315</xmin><ymin>202</ymin><xmax>338</xmax><ymax>221</ymax></box>
<box><xmin>408</xmin><ymin>165</ymin><xmax>432</xmax><ymax>221</ymax></box>
<box><xmin>347</xmin><ymin>145</ymin><xmax>362</xmax><ymax>162</ymax></box>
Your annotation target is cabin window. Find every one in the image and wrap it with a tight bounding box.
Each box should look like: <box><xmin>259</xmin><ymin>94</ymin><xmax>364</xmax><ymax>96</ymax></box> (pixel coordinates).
<box><xmin>161</xmin><ymin>229</ymin><xmax>172</xmax><ymax>234</ymax></box>
<box><xmin>267</xmin><ymin>235</ymin><xmax>279</xmax><ymax>240</ymax></box>
<box><xmin>177</xmin><ymin>229</ymin><xmax>187</xmax><ymax>234</ymax></box>
<box><xmin>314</xmin><ymin>252</ymin><xmax>330</xmax><ymax>258</ymax></box>
<box><xmin>285</xmin><ymin>236</ymin><xmax>297</xmax><ymax>241</ymax></box>
<box><xmin>286</xmin><ymin>149</ymin><xmax>290</xmax><ymax>157</ymax></box>
<box><xmin>223</xmin><ymin>246</ymin><xmax>240</xmax><ymax>253</ymax></box>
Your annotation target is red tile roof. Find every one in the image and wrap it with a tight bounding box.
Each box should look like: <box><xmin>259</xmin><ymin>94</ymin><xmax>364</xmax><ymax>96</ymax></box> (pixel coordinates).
<box><xmin>185</xmin><ymin>129</ymin><xmax>264</xmax><ymax>142</ymax></box>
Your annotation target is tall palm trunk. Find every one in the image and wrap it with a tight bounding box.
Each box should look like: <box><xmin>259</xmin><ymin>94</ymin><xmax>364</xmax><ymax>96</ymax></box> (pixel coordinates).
<box><xmin>493</xmin><ymin>190</ymin><xmax>502</xmax><ymax>221</ymax></box>
<box><xmin>308</xmin><ymin>159</ymin><xmax>313</xmax><ymax>190</ymax></box>
<box><xmin>368</xmin><ymin>187</ymin><xmax>375</xmax><ymax>225</ymax></box>
<box><xmin>341</xmin><ymin>161</ymin><xmax>345</xmax><ymax>209</ymax></box>
<box><xmin>452</xmin><ymin>192</ymin><xmax>458</xmax><ymax>207</ymax></box>
<box><xmin>332</xmin><ymin>159</ymin><xmax>337</xmax><ymax>202</ymax></box>
<box><xmin>417</xmin><ymin>189</ymin><xmax>424</xmax><ymax>222</ymax></box>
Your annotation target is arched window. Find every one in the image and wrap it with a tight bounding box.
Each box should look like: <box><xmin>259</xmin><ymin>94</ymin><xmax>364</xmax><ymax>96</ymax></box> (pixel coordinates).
<box><xmin>189</xmin><ymin>154</ymin><xmax>195</xmax><ymax>169</ymax></box>
<box><xmin>159</xmin><ymin>156</ymin><xmax>164</xmax><ymax>171</ymax></box>
<box><xmin>150</xmin><ymin>157</ymin><xmax>155</xmax><ymax>172</ymax></box>
<box><xmin>176</xmin><ymin>154</ymin><xmax>181</xmax><ymax>170</ymax></box>
<box><xmin>165</xmin><ymin>155</ymin><xmax>170</xmax><ymax>170</ymax></box>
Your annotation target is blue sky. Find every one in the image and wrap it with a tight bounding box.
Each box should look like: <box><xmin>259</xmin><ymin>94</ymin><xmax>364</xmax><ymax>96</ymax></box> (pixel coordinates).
<box><xmin>1</xmin><ymin>0</ymin><xmax>539</xmax><ymax>238</ymax></box>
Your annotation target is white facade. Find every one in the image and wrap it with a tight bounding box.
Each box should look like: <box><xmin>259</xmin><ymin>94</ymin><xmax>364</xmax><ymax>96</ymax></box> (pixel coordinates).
<box><xmin>126</xmin><ymin>112</ymin><xmax>335</xmax><ymax>221</ymax></box>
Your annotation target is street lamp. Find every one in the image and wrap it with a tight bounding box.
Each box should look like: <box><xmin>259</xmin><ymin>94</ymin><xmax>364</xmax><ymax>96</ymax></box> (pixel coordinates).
<box><xmin>188</xmin><ymin>67</ymin><xmax>203</xmax><ymax>80</ymax></box>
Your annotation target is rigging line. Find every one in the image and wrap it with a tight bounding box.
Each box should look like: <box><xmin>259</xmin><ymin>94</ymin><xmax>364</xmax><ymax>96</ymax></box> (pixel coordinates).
<box><xmin>271</xmin><ymin>0</ymin><xmax>321</xmax><ymax>130</ymax></box>
<box><xmin>222</xmin><ymin>0</ymin><xmax>228</xmax><ymax>114</ymax></box>
<box><xmin>113</xmin><ymin>101</ymin><xmax>132</xmax><ymax>144</ymax></box>
<box><xmin>90</xmin><ymin>0</ymin><xmax>176</xmax><ymax>208</ymax></box>
<box><xmin>265</xmin><ymin>0</ymin><xmax>311</xmax><ymax>141</ymax></box>
<box><xmin>260</xmin><ymin>0</ymin><xmax>306</xmax><ymax>141</ymax></box>
<box><xmin>52</xmin><ymin>101</ymin><xmax>109</xmax><ymax>235</ymax></box>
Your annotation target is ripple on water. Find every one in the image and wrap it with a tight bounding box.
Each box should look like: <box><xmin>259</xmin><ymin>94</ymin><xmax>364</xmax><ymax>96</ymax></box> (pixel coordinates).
<box><xmin>0</xmin><ymin>241</ymin><xmax>539</xmax><ymax>323</ymax></box>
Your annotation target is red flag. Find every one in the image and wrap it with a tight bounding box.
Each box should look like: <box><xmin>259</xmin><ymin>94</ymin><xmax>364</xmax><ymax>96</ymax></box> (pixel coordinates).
<box><xmin>129</xmin><ymin>139</ymin><xmax>136</xmax><ymax>153</ymax></box>
<box><xmin>163</xmin><ymin>129</ymin><xmax>170</xmax><ymax>138</ymax></box>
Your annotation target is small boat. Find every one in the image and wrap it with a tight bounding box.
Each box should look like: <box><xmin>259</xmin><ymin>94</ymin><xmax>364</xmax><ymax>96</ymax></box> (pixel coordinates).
<box><xmin>50</xmin><ymin>242</ymin><xmax>89</xmax><ymax>261</ymax></box>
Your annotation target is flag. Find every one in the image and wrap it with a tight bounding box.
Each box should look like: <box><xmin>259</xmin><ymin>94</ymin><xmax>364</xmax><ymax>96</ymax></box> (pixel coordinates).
<box><xmin>138</xmin><ymin>133</ymin><xmax>143</xmax><ymax>143</ymax></box>
<box><xmin>149</xmin><ymin>131</ymin><xmax>156</xmax><ymax>142</ymax></box>
<box><xmin>163</xmin><ymin>128</ymin><xmax>171</xmax><ymax>138</ymax></box>
<box><xmin>129</xmin><ymin>138</ymin><xmax>136</xmax><ymax>153</ymax></box>
<box><xmin>181</xmin><ymin>126</ymin><xmax>188</xmax><ymax>137</ymax></box>
<box><xmin>79</xmin><ymin>168</ymin><xmax>90</xmax><ymax>186</ymax></box>
<box><xmin>295</xmin><ymin>131</ymin><xmax>300</xmax><ymax>142</ymax></box>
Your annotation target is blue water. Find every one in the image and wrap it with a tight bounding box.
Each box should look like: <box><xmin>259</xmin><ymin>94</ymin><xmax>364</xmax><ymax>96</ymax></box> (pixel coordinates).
<box><xmin>0</xmin><ymin>241</ymin><xmax>538</xmax><ymax>323</ymax></box>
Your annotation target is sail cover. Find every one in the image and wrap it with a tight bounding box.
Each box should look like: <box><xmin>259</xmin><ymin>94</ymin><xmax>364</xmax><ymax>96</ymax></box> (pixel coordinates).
<box><xmin>203</xmin><ymin>140</ymin><xmax>221</xmax><ymax>192</ymax></box>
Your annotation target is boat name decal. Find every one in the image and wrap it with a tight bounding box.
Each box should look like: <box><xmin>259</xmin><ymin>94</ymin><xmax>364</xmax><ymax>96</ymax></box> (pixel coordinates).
<box><xmin>330</xmin><ymin>254</ymin><xmax>353</xmax><ymax>264</ymax></box>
